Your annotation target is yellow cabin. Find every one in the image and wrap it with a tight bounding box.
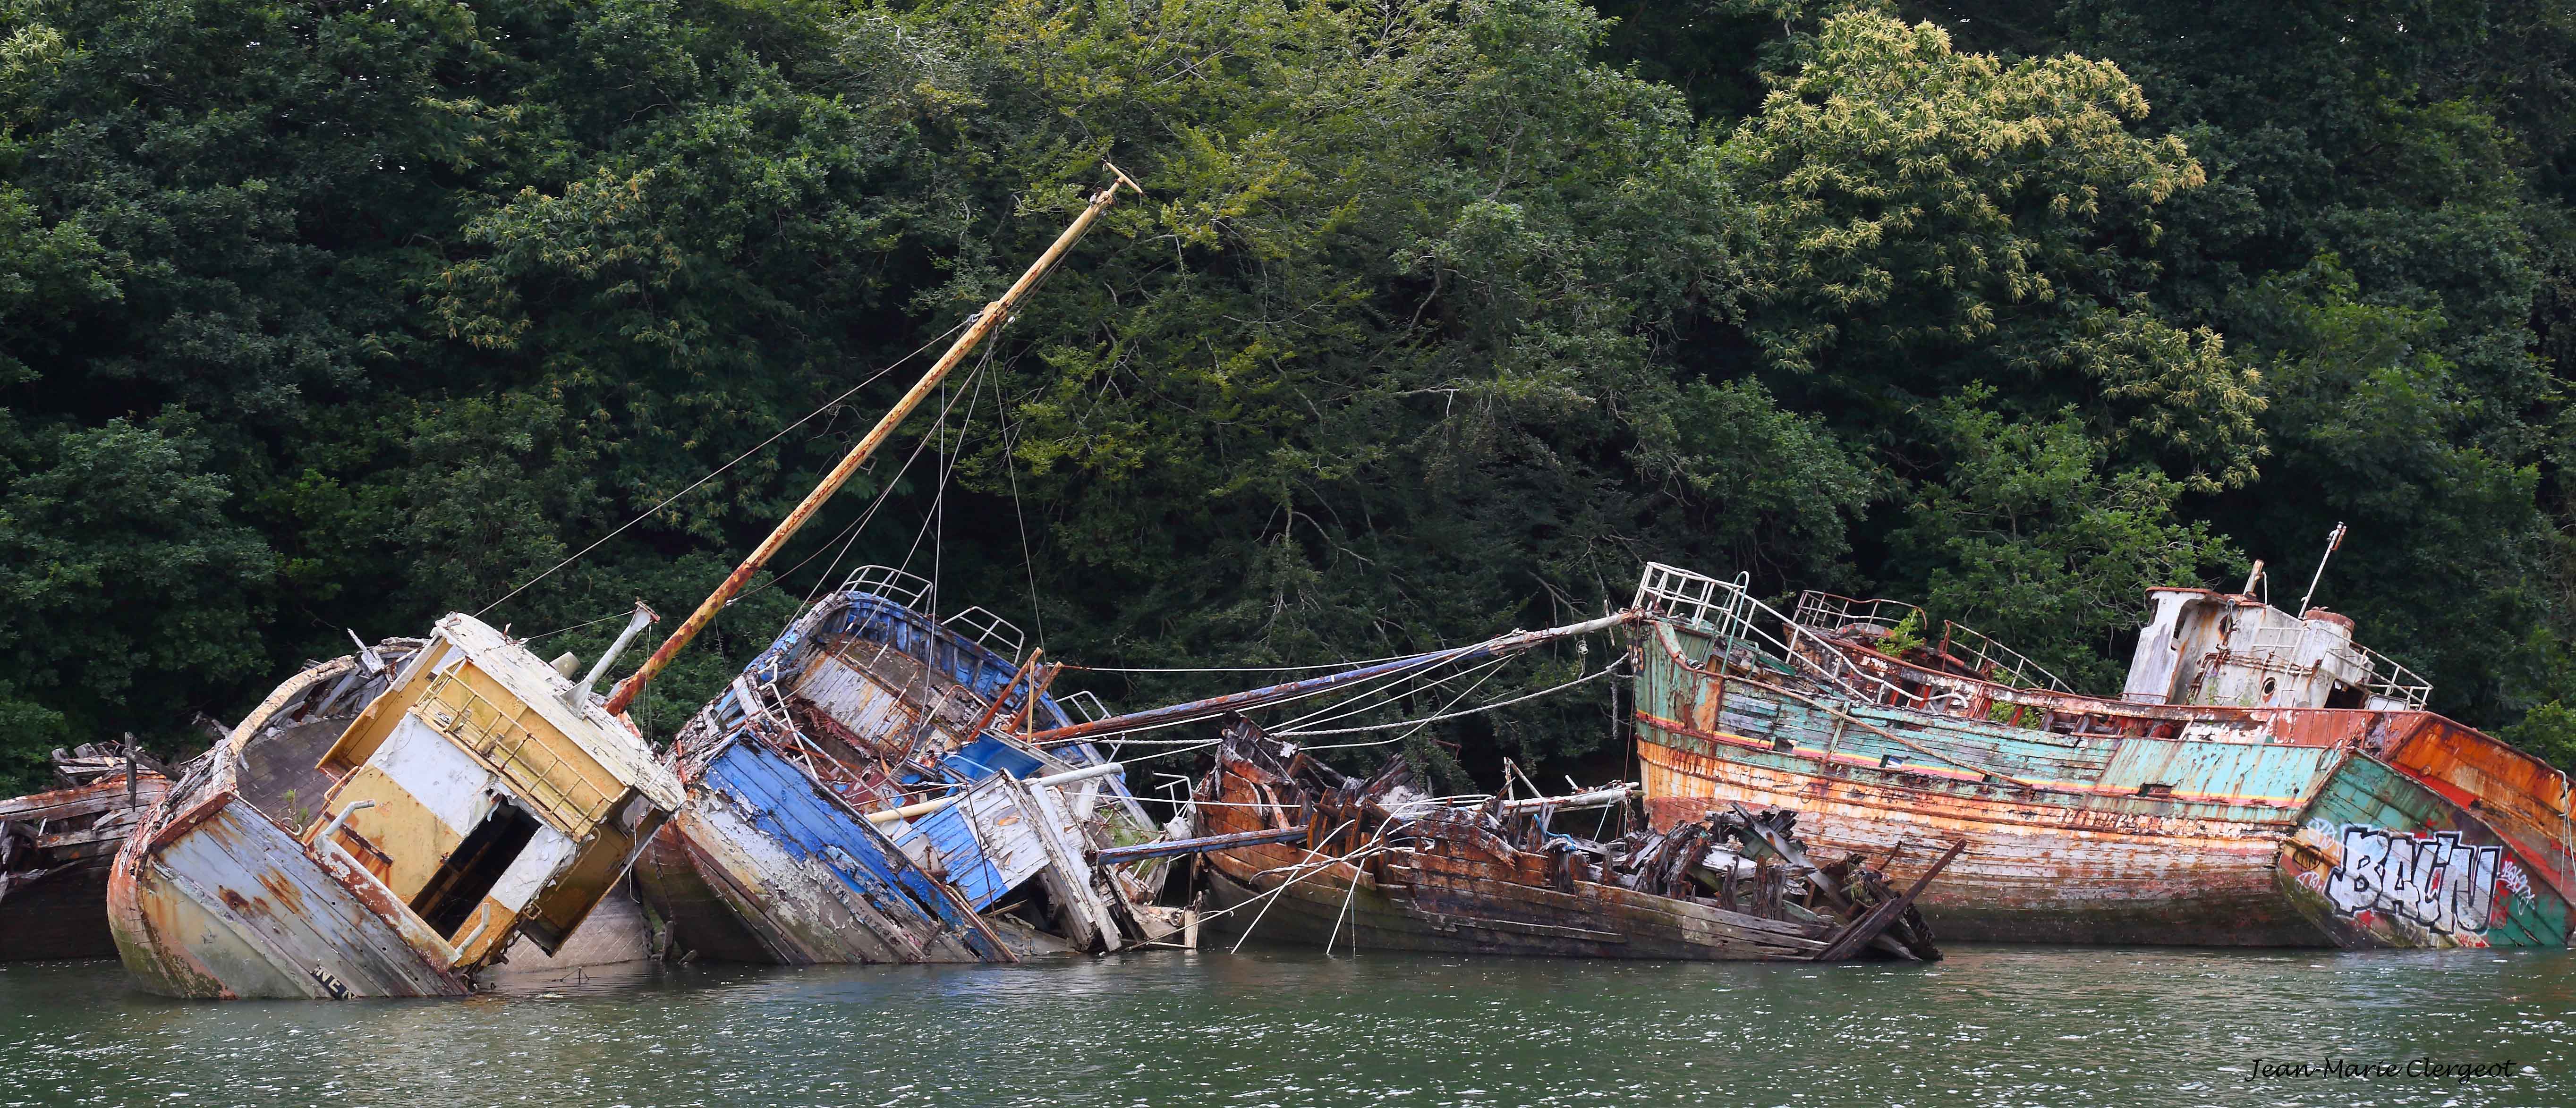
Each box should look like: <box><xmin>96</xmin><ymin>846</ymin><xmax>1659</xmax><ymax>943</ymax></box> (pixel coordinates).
<box><xmin>306</xmin><ymin>613</ymin><xmax>686</xmax><ymax>969</ymax></box>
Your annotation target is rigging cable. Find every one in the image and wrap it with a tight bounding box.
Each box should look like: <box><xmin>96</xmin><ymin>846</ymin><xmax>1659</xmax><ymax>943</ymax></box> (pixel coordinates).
<box><xmin>470</xmin><ymin>317</ymin><xmax>972</xmax><ymax>619</ymax></box>
<box><xmin>1276</xmin><ymin>660</ymin><xmax>1626</xmax><ymax>738</ymax></box>
<box><xmin>1301</xmin><ymin>654</ymin><xmax>1513</xmax><ymax>753</ymax></box>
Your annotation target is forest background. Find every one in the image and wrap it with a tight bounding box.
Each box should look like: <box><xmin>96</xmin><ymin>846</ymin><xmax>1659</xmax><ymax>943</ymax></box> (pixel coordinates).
<box><xmin>7</xmin><ymin>0</ymin><xmax>2576</xmax><ymax>791</ymax></box>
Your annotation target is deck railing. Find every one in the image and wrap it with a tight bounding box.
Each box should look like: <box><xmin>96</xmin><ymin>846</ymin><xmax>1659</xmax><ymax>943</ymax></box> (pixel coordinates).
<box><xmin>1789</xmin><ymin>591</ymin><xmax>2068</xmax><ymax>693</ymax></box>
<box><xmin>842</xmin><ymin>564</ymin><xmax>935</xmax><ymax>611</ymax></box>
<box><xmin>418</xmin><ymin>669</ymin><xmax>615</xmax><ymax>831</ymax></box>
<box><xmin>2241</xmin><ymin>624</ymin><xmax>2431</xmax><ymax>709</ymax></box>
<box><xmin>943</xmin><ymin>605</ymin><xmax>1027</xmax><ymax>661</ymax></box>
<box><xmin>1634</xmin><ymin>563</ymin><xmax>1923</xmax><ymax>709</ymax></box>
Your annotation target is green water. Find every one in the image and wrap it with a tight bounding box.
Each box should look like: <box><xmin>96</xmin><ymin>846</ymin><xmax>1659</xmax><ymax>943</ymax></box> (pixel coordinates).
<box><xmin>2</xmin><ymin>946</ymin><xmax>2569</xmax><ymax>1106</ymax></box>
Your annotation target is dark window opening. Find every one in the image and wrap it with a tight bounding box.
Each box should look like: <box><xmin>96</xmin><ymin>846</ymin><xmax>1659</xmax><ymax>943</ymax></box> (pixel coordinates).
<box><xmin>2324</xmin><ymin>683</ymin><xmax>2368</xmax><ymax>710</ymax></box>
<box><xmin>411</xmin><ymin>801</ymin><xmax>542</xmax><ymax>937</ymax></box>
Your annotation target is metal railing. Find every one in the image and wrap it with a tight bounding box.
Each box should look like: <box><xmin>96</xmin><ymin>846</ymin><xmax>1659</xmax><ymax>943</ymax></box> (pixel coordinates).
<box><xmin>1055</xmin><ymin>690</ymin><xmax>1111</xmax><ymax>725</ymax></box>
<box><xmin>842</xmin><ymin>564</ymin><xmax>934</xmax><ymax>611</ymax></box>
<box><xmin>2357</xmin><ymin>644</ymin><xmax>2432</xmax><ymax>709</ymax></box>
<box><xmin>1790</xmin><ymin>592</ymin><xmax>1923</xmax><ymax>636</ymax></box>
<box><xmin>1934</xmin><ymin>622</ymin><xmax>2071</xmax><ymax>693</ymax></box>
<box><xmin>1634</xmin><ymin>563</ymin><xmax>1923</xmax><ymax>709</ymax></box>
<box><xmin>2240</xmin><ymin>624</ymin><xmax>2431</xmax><ymax>709</ymax></box>
<box><xmin>943</xmin><ymin>605</ymin><xmax>1027</xmax><ymax>661</ymax></box>
<box><xmin>418</xmin><ymin>669</ymin><xmax>614</xmax><ymax>832</ymax></box>
<box><xmin>1788</xmin><ymin>591</ymin><xmax>2067</xmax><ymax>692</ymax></box>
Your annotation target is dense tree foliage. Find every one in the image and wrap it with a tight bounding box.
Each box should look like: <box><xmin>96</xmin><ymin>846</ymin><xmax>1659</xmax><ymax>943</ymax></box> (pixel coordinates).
<box><xmin>6</xmin><ymin>0</ymin><xmax>2576</xmax><ymax>790</ymax></box>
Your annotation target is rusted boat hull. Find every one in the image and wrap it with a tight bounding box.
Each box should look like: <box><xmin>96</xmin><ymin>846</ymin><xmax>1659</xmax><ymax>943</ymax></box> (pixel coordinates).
<box><xmin>641</xmin><ymin>738</ymin><xmax>1000</xmax><ymax>965</ymax></box>
<box><xmin>1194</xmin><ymin>724</ymin><xmax>1940</xmax><ymax>961</ymax></box>
<box><xmin>109</xmin><ymin>793</ymin><xmax>470</xmax><ymax>999</ymax></box>
<box><xmin>108</xmin><ymin>616</ymin><xmax>688</xmax><ymax>999</ymax></box>
<box><xmin>2278</xmin><ymin>753</ymin><xmax>2572</xmax><ymax>948</ymax></box>
<box><xmin>1631</xmin><ymin>563</ymin><xmax>2576</xmax><ymax>949</ymax></box>
<box><xmin>1198</xmin><ymin>831</ymin><xmax>1836</xmax><ymax>959</ymax></box>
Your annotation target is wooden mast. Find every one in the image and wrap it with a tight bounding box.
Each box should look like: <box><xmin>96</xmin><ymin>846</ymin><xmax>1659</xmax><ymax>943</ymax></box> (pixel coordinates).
<box><xmin>604</xmin><ymin>168</ymin><xmax>1140</xmax><ymax>715</ymax></box>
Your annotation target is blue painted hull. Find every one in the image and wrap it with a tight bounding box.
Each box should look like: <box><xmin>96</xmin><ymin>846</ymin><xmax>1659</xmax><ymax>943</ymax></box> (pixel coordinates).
<box><xmin>655</xmin><ymin>738</ymin><xmax>1005</xmax><ymax>964</ymax></box>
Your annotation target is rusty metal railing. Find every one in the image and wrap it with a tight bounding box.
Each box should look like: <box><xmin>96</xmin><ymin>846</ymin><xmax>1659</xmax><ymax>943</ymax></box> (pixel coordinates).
<box><xmin>418</xmin><ymin>669</ymin><xmax>614</xmax><ymax>831</ymax></box>
<box><xmin>2356</xmin><ymin>644</ymin><xmax>2432</xmax><ymax>709</ymax></box>
<box><xmin>1933</xmin><ymin>622</ymin><xmax>2071</xmax><ymax>693</ymax></box>
<box><xmin>1790</xmin><ymin>592</ymin><xmax>1922</xmax><ymax>637</ymax></box>
<box><xmin>1635</xmin><ymin>563</ymin><xmax>1923</xmax><ymax>710</ymax></box>
<box><xmin>1791</xmin><ymin>591</ymin><xmax>2068</xmax><ymax>693</ymax></box>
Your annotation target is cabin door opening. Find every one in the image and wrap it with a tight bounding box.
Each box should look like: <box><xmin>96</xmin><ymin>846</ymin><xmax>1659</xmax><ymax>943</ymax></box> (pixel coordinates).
<box><xmin>411</xmin><ymin>801</ymin><xmax>543</xmax><ymax>936</ymax></box>
<box><xmin>2323</xmin><ymin>683</ymin><xmax>2368</xmax><ymax>710</ymax></box>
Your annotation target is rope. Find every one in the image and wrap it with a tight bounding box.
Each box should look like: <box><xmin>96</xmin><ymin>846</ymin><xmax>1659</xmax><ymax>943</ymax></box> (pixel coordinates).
<box><xmin>1302</xmin><ymin>655</ymin><xmax>1511</xmax><ymax>753</ymax></box>
<box><xmin>472</xmin><ymin>319</ymin><xmax>969</xmax><ymax>618</ymax></box>
<box><xmin>1000</xmin><ymin>372</ymin><xmax>1048</xmax><ymax>651</ymax></box>
<box><xmin>1065</xmin><ymin>655</ymin><xmax>1425</xmax><ymax>674</ymax></box>
<box><xmin>1276</xmin><ymin>662</ymin><xmax>1624</xmax><ymax>737</ymax></box>
<box><xmin>731</xmin><ymin>352</ymin><xmax>992</xmax><ymax>613</ymax></box>
<box><xmin>515</xmin><ymin>610</ymin><xmax>637</xmax><ymax>645</ymax></box>
<box><xmin>1271</xmin><ymin>654</ymin><xmax>1513</xmax><ymax>735</ymax></box>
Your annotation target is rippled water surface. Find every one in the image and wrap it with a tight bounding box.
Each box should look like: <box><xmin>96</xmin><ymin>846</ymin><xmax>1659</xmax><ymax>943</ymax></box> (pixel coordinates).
<box><xmin>3</xmin><ymin>946</ymin><xmax>2570</xmax><ymax>1106</ymax></box>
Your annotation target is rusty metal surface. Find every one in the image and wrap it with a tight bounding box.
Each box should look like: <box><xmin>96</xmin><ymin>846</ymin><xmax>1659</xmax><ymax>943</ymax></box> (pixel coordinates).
<box><xmin>1636</xmin><ymin>734</ymin><xmax>2324</xmax><ymax>945</ymax></box>
<box><xmin>2377</xmin><ymin>719</ymin><xmax>2576</xmax><ymax>910</ymax></box>
<box><xmin>1193</xmin><ymin>723</ymin><xmax>1938</xmax><ymax>961</ymax></box>
<box><xmin>107</xmin><ymin>791</ymin><xmax>469</xmax><ymax>999</ymax></box>
<box><xmin>1634</xmin><ymin>603</ymin><xmax>2576</xmax><ymax>948</ymax></box>
<box><xmin>2278</xmin><ymin>753</ymin><xmax>2570</xmax><ymax>949</ymax></box>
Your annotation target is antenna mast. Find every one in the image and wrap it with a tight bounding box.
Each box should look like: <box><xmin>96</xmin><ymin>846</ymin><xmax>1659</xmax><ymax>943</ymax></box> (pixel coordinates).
<box><xmin>2296</xmin><ymin>522</ymin><xmax>2347</xmax><ymax>615</ymax></box>
<box><xmin>604</xmin><ymin>168</ymin><xmax>1142</xmax><ymax>716</ymax></box>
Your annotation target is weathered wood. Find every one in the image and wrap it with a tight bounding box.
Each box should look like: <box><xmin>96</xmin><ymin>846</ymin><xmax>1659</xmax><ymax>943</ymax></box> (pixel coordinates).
<box><xmin>1096</xmin><ymin>826</ymin><xmax>1310</xmax><ymax>865</ymax></box>
<box><xmin>1192</xmin><ymin>722</ymin><xmax>1939</xmax><ymax>962</ymax></box>
<box><xmin>1814</xmin><ymin>840</ymin><xmax>1964</xmax><ymax>961</ymax></box>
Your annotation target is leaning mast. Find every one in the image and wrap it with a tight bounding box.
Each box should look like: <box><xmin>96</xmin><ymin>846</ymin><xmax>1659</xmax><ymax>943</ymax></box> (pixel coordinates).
<box><xmin>604</xmin><ymin>167</ymin><xmax>1141</xmax><ymax>715</ymax></box>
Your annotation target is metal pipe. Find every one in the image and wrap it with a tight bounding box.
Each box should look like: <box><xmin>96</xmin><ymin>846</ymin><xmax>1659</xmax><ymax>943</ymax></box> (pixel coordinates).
<box><xmin>2297</xmin><ymin>522</ymin><xmax>2347</xmax><ymax>615</ymax></box>
<box><xmin>604</xmin><ymin>174</ymin><xmax>1139</xmax><ymax>715</ymax></box>
<box><xmin>1024</xmin><ymin>611</ymin><xmax>1638</xmax><ymax>746</ymax></box>
<box><xmin>863</xmin><ymin>761</ymin><xmax>1129</xmax><ymax>825</ymax></box>
<box><xmin>313</xmin><ymin>798</ymin><xmax>377</xmax><ymax>847</ymax></box>
<box><xmin>1495</xmin><ymin>784</ymin><xmax>1635</xmax><ymax>813</ymax></box>
<box><xmin>573</xmin><ymin>602</ymin><xmax>658</xmax><ymax>707</ymax></box>
<box><xmin>1093</xmin><ymin>826</ymin><xmax>1309</xmax><ymax>865</ymax></box>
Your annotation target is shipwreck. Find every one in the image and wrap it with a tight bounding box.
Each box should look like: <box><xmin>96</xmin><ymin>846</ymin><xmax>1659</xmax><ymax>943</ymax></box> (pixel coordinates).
<box><xmin>608</xmin><ymin>168</ymin><xmax>1187</xmax><ymax>964</ymax></box>
<box><xmin>1188</xmin><ymin>718</ymin><xmax>1951</xmax><ymax>960</ymax></box>
<box><xmin>634</xmin><ymin>566</ymin><xmax>1181</xmax><ymax>963</ymax></box>
<box><xmin>1628</xmin><ymin>558</ymin><xmax>2575</xmax><ymax>949</ymax></box>
<box><xmin>106</xmin><ymin>611</ymin><xmax>686</xmax><ymax>998</ymax></box>
<box><xmin>1</xmin><ymin>743</ymin><xmax>171</xmax><ymax>961</ymax></box>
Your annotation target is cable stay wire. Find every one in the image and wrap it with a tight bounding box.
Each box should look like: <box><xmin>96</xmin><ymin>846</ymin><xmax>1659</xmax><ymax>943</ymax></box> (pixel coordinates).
<box><xmin>1277</xmin><ymin>661</ymin><xmax>1626</xmax><ymax>738</ymax></box>
<box><xmin>471</xmin><ymin>317</ymin><xmax>973</xmax><ymax>620</ymax></box>
<box><xmin>1302</xmin><ymin>654</ymin><xmax>1515</xmax><ymax>753</ymax></box>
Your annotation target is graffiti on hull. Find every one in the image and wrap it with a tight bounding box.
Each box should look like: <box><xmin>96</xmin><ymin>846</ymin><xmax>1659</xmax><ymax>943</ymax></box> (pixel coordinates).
<box><xmin>2309</xmin><ymin>820</ymin><xmax>2508</xmax><ymax>938</ymax></box>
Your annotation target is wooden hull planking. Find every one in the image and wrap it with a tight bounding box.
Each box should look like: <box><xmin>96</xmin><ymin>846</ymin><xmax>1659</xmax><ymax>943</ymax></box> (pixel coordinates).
<box><xmin>108</xmin><ymin>793</ymin><xmax>470</xmax><ymax>999</ymax></box>
<box><xmin>2</xmin><ymin>773</ymin><xmax>169</xmax><ymax>962</ymax></box>
<box><xmin>639</xmin><ymin>738</ymin><xmax>1002</xmax><ymax>965</ymax></box>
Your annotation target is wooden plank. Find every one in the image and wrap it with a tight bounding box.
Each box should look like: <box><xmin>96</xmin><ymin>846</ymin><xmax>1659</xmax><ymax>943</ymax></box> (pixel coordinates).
<box><xmin>1814</xmin><ymin>839</ymin><xmax>1964</xmax><ymax>961</ymax></box>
